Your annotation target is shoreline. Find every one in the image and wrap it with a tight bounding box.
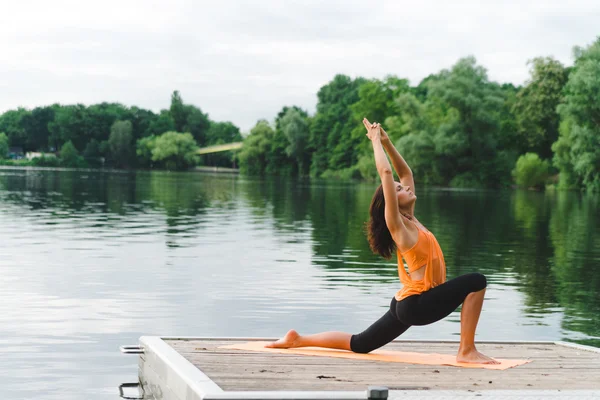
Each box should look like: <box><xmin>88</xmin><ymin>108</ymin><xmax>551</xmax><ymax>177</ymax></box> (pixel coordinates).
<box><xmin>0</xmin><ymin>164</ymin><xmax>130</xmax><ymax>174</ymax></box>
<box><xmin>0</xmin><ymin>164</ymin><xmax>241</xmax><ymax>175</ymax></box>
<box><xmin>0</xmin><ymin>165</ymin><xmax>577</xmax><ymax>192</ymax></box>
<box><xmin>193</xmin><ymin>166</ymin><xmax>240</xmax><ymax>174</ymax></box>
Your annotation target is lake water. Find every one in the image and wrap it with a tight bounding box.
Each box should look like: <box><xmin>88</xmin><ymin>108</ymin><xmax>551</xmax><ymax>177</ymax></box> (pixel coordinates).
<box><xmin>0</xmin><ymin>168</ymin><xmax>598</xmax><ymax>399</ymax></box>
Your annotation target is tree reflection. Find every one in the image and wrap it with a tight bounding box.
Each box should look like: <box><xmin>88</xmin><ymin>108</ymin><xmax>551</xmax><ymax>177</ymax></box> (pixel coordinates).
<box><xmin>549</xmin><ymin>192</ymin><xmax>600</xmax><ymax>347</ymax></box>
<box><xmin>0</xmin><ymin>169</ymin><xmax>237</xmax><ymax>248</ymax></box>
<box><xmin>511</xmin><ymin>190</ymin><xmax>558</xmax><ymax>311</ymax></box>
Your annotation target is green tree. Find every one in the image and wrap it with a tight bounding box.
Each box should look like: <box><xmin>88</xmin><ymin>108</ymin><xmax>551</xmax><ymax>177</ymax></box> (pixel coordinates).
<box><xmin>31</xmin><ymin>155</ymin><xmax>60</xmax><ymax>167</ymax></box>
<box><xmin>168</xmin><ymin>91</ymin><xmax>211</xmax><ymax>145</ymax></box>
<box><xmin>83</xmin><ymin>139</ymin><xmax>103</xmax><ymax>166</ymax></box>
<box><xmin>136</xmin><ymin>135</ymin><xmax>157</xmax><ymax>168</ymax></box>
<box><xmin>60</xmin><ymin>140</ymin><xmax>84</xmax><ymax>167</ymax></box>
<box><xmin>309</xmin><ymin>74</ymin><xmax>364</xmax><ymax>177</ymax></box>
<box><xmin>147</xmin><ymin>110</ymin><xmax>176</xmax><ymax>136</ymax></box>
<box><xmin>207</xmin><ymin>121</ymin><xmax>242</xmax><ymax>144</ymax></box>
<box><xmin>512</xmin><ymin>153</ymin><xmax>550</xmax><ymax>189</ymax></box>
<box><xmin>427</xmin><ymin>57</ymin><xmax>510</xmax><ymax>187</ymax></box>
<box><xmin>48</xmin><ymin>104</ymin><xmax>89</xmax><ymax>150</ymax></box>
<box><xmin>170</xmin><ymin>90</ymin><xmax>187</xmax><ymax>132</ymax></box>
<box><xmin>237</xmin><ymin>120</ymin><xmax>274</xmax><ymax>175</ymax></box>
<box><xmin>86</xmin><ymin>102</ymin><xmax>131</xmax><ymax>143</ymax></box>
<box><xmin>279</xmin><ymin>107</ymin><xmax>311</xmax><ymax>176</ymax></box>
<box><xmin>349</xmin><ymin>76</ymin><xmax>410</xmax><ymax>156</ymax></box>
<box><xmin>151</xmin><ymin>131</ymin><xmax>199</xmax><ymax>170</ymax></box>
<box><xmin>129</xmin><ymin>106</ymin><xmax>157</xmax><ymax>140</ymax></box>
<box><xmin>553</xmin><ymin>38</ymin><xmax>600</xmax><ymax>191</ymax></box>
<box><xmin>108</xmin><ymin>120</ymin><xmax>134</xmax><ymax>168</ymax></box>
<box><xmin>0</xmin><ymin>132</ymin><xmax>8</xmax><ymax>159</ymax></box>
<box><xmin>512</xmin><ymin>57</ymin><xmax>568</xmax><ymax>158</ymax></box>
<box><xmin>43</xmin><ymin>103</ymin><xmax>134</xmax><ymax>152</ymax></box>
<box><xmin>184</xmin><ymin>105</ymin><xmax>210</xmax><ymax>146</ymax></box>
<box><xmin>411</xmin><ymin>74</ymin><xmax>442</xmax><ymax>102</ymax></box>
<box><xmin>265</xmin><ymin>107</ymin><xmax>304</xmax><ymax>176</ymax></box>
<box><xmin>551</xmin><ymin>119</ymin><xmax>577</xmax><ymax>189</ymax></box>
<box><xmin>496</xmin><ymin>83</ymin><xmax>520</xmax><ymax>157</ymax></box>
<box><xmin>0</xmin><ymin>108</ymin><xmax>29</xmax><ymax>149</ymax></box>
<box><xmin>20</xmin><ymin>106</ymin><xmax>55</xmax><ymax>151</ymax></box>
<box><xmin>391</xmin><ymin>93</ymin><xmax>439</xmax><ymax>183</ymax></box>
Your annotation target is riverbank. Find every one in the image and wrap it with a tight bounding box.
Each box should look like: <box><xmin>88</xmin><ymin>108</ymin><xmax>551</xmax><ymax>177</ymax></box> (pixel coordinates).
<box><xmin>0</xmin><ymin>164</ymin><xmax>130</xmax><ymax>174</ymax></box>
<box><xmin>0</xmin><ymin>164</ymin><xmax>573</xmax><ymax>191</ymax></box>
<box><xmin>0</xmin><ymin>164</ymin><xmax>241</xmax><ymax>174</ymax></box>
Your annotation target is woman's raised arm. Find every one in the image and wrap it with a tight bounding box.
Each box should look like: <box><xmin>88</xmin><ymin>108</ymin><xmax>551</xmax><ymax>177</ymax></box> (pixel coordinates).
<box><xmin>380</xmin><ymin>126</ymin><xmax>416</xmax><ymax>198</ymax></box>
<box><xmin>363</xmin><ymin>118</ymin><xmax>405</xmax><ymax>236</ymax></box>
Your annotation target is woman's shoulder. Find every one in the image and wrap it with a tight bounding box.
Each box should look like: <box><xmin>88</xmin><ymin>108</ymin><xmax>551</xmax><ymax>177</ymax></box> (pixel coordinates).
<box><xmin>394</xmin><ymin>216</ymin><xmax>420</xmax><ymax>253</ymax></box>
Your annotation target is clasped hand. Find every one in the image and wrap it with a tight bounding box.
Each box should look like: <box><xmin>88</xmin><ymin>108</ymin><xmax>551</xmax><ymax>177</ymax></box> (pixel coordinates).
<box><xmin>362</xmin><ymin>118</ymin><xmax>389</xmax><ymax>142</ymax></box>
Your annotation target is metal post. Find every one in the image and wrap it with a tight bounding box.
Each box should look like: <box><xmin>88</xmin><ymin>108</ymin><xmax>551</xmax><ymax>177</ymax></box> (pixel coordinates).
<box><xmin>367</xmin><ymin>386</ymin><xmax>388</xmax><ymax>400</ymax></box>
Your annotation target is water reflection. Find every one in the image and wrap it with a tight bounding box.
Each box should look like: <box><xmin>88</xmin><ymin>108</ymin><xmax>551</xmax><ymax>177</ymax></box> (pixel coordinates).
<box><xmin>0</xmin><ymin>169</ymin><xmax>598</xmax><ymax>400</ymax></box>
<box><xmin>549</xmin><ymin>192</ymin><xmax>600</xmax><ymax>347</ymax></box>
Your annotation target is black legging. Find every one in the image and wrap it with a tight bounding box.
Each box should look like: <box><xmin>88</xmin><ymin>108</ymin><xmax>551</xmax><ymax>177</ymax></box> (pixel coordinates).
<box><xmin>350</xmin><ymin>272</ymin><xmax>487</xmax><ymax>354</ymax></box>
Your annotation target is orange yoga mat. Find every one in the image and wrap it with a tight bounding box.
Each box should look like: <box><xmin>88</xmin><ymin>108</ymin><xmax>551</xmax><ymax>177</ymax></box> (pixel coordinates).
<box><xmin>219</xmin><ymin>341</ymin><xmax>531</xmax><ymax>370</ymax></box>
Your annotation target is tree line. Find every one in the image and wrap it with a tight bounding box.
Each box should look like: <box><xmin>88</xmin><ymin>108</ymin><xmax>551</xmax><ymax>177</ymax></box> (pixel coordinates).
<box><xmin>0</xmin><ymin>91</ymin><xmax>242</xmax><ymax>170</ymax></box>
<box><xmin>1</xmin><ymin>38</ymin><xmax>598</xmax><ymax>190</ymax></box>
<box><xmin>238</xmin><ymin>37</ymin><xmax>600</xmax><ymax>191</ymax></box>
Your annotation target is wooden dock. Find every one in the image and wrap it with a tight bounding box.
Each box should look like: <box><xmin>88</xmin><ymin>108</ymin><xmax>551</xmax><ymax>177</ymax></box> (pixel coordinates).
<box><xmin>123</xmin><ymin>337</ymin><xmax>600</xmax><ymax>400</ymax></box>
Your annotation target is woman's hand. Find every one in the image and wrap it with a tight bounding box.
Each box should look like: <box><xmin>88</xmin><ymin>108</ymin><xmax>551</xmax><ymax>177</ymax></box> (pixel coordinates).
<box><xmin>363</xmin><ymin>118</ymin><xmax>381</xmax><ymax>142</ymax></box>
<box><xmin>379</xmin><ymin>125</ymin><xmax>390</xmax><ymax>143</ymax></box>
<box><xmin>363</xmin><ymin>118</ymin><xmax>390</xmax><ymax>143</ymax></box>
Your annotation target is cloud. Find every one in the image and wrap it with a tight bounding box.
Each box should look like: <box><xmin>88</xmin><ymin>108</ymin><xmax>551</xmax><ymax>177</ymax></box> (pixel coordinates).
<box><xmin>1</xmin><ymin>0</ymin><xmax>598</xmax><ymax>131</ymax></box>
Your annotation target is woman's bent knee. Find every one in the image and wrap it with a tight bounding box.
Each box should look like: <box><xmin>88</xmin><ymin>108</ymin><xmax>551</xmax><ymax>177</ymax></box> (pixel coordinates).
<box><xmin>350</xmin><ymin>334</ymin><xmax>373</xmax><ymax>354</ymax></box>
<box><xmin>469</xmin><ymin>272</ymin><xmax>487</xmax><ymax>292</ymax></box>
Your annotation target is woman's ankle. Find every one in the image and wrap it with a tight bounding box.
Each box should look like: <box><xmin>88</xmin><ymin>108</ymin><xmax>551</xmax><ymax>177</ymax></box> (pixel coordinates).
<box><xmin>458</xmin><ymin>343</ymin><xmax>476</xmax><ymax>354</ymax></box>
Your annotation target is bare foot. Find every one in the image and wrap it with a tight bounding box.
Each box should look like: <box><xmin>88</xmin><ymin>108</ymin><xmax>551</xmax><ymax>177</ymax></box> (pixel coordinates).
<box><xmin>265</xmin><ymin>329</ymin><xmax>300</xmax><ymax>348</ymax></box>
<box><xmin>457</xmin><ymin>348</ymin><xmax>500</xmax><ymax>364</ymax></box>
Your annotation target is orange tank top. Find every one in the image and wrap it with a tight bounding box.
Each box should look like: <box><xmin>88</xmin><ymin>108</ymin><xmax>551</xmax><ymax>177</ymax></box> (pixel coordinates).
<box><xmin>395</xmin><ymin>224</ymin><xmax>447</xmax><ymax>301</ymax></box>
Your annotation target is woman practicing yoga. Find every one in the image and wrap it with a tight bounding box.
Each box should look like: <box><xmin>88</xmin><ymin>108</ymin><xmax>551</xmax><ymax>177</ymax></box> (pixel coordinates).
<box><xmin>267</xmin><ymin>118</ymin><xmax>498</xmax><ymax>364</ymax></box>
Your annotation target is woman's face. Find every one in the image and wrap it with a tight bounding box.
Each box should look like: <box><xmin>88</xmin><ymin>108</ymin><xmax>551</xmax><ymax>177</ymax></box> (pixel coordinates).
<box><xmin>395</xmin><ymin>181</ymin><xmax>416</xmax><ymax>207</ymax></box>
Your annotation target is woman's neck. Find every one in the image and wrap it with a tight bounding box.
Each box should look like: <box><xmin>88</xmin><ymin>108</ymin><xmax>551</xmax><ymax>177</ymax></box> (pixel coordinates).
<box><xmin>400</xmin><ymin>209</ymin><xmax>414</xmax><ymax>220</ymax></box>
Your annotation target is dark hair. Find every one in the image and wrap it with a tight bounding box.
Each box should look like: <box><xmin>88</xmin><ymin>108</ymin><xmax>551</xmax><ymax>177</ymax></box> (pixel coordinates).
<box><xmin>366</xmin><ymin>184</ymin><xmax>396</xmax><ymax>259</ymax></box>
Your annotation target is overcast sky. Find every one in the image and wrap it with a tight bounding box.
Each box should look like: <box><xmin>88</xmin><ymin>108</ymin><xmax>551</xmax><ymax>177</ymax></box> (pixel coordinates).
<box><xmin>1</xmin><ymin>0</ymin><xmax>599</xmax><ymax>132</ymax></box>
